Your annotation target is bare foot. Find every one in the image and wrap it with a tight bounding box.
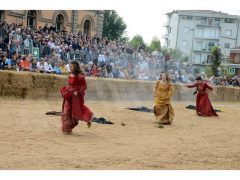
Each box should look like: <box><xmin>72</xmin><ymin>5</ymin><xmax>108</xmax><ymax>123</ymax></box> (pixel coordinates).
<box><xmin>87</xmin><ymin>122</ymin><xmax>92</xmax><ymax>128</ymax></box>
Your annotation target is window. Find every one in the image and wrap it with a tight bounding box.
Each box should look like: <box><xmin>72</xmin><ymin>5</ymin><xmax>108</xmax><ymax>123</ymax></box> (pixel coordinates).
<box><xmin>224</xmin><ymin>43</ymin><xmax>230</xmax><ymax>49</ymax></box>
<box><xmin>56</xmin><ymin>14</ymin><xmax>64</xmax><ymax>31</ymax></box>
<box><xmin>169</xmin><ymin>27</ymin><xmax>172</xmax><ymax>33</ymax></box>
<box><xmin>187</xmin><ymin>16</ymin><xmax>193</xmax><ymax>20</ymax></box>
<box><xmin>182</xmin><ymin>40</ymin><xmax>188</xmax><ymax>47</ymax></box>
<box><xmin>27</xmin><ymin>10</ymin><xmax>37</xmax><ymax>28</ymax></box>
<box><xmin>200</xmin><ymin>17</ymin><xmax>207</xmax><ymax>25</ymax></box>
<box><xmin>83</xmin><ymin>20</ymin><xmax>91</xmax><ymax>36</ymax></box>
<box><xmin>183</xmin><ymin>27</ymin><xmax>189</xmax><ymax>34</ymax></box>
<box><xmin>226</xmin><ymin>30</ymin><xmax>232</xmax><ymax>37</ymax></box>
<box><xmin>195</xmin><ymin>54</ymin><xmax>201</xmax><ymax>64</ymax></box>
<box><xmin>196</xmin><ymin>41</ymin><xmax>203</xmax><ymax>50</ymax></box>
<box><xmin>208</xmin><ymin>18</ymin><xmax>214</xmax><ymax>25</ymax></box>
<box><xmin>225</xmin><ymin>18</ymin><xmax>233</xmax><ymax>23</ymax></box>
<box><xmin>215</xmin><ymin>18</ymin><xmax>221</xmax><ymax>25</ymax></box>
<box><xmin>197</xmin><ymin>28</ymin><xmax>204</xmax><ymax>37</ymax></box>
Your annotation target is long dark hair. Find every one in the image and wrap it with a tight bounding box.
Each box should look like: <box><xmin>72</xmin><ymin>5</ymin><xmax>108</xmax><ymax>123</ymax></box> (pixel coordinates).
<box><xmin>70</xmin><ymin>60</ymin><xmax>84</xmax><ymax>75</ymax></box>
<box><xmin>159</xmin><ymin>72</ymin><xmax>171</xmax><ymax>82</ymax></box>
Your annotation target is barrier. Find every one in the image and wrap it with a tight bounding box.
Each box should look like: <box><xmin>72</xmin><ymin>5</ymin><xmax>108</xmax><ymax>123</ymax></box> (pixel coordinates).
<box><xmin>0</xmin><ymin>71</ymin><xmax>240</xmax><ymax>102</ymax></box>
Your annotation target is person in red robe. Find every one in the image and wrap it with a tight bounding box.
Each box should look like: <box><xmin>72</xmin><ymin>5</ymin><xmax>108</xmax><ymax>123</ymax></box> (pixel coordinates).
<box><xmin>60</xmin><ymin>61</ymin><xmax>93</xmax><ymax>134</ymax></box>
<box><xmin>185</xmin><ymin>76</ymin><xmax>218</xmax><ymax>117</ymax></box>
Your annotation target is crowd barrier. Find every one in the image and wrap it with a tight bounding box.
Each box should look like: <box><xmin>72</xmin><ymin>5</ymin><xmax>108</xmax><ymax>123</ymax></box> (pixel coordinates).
<box><xmin>0</xmin><ymin>71</ymin><xmax>240</xmax><ymax>102</ymax></box>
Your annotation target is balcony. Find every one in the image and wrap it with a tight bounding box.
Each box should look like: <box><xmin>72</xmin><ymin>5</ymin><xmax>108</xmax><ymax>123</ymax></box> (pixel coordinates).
<box><xmin>193</xmin><ymin>48</ymin><xmax>211</xmax><ymax>53</ymax></box>
<box><xmin>163</xmin><ymin>22</ymin><xmax>170</xmax><ymax>27</ymax></box>
<box><xmin>195</xmin><ymin>36</ymin><xmax>219</xmax><ymax>40</ymax></box>
<box><xmin>196</xmin><ymin>20</ymin><xmax>221</xmax><ymax>27</ymax></box>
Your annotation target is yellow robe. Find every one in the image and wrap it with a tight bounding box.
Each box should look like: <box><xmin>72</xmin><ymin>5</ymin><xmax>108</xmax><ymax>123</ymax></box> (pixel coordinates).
<box><xmin>154</xmin><ymin>81</ymin><xmax>174</xmax><ymax>124</ymax></box>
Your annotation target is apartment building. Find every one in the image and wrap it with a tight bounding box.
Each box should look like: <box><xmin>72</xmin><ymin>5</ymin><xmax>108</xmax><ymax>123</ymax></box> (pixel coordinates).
<box><xmin>163</xmin><ymin>10</ymin><xmax>240</xmax><ymax>73</ymax></box>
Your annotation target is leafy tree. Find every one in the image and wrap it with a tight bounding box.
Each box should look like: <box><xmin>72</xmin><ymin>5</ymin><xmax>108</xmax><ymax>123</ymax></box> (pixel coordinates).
<box><xmin>168</xmin><ymin>48</ymin><xmax>183</xmax><ymax>60</ymax></box>
<box><xmin>102</xmin><ymin>10</ymin><xmax>127</xmax><ymax>40</ymax></box>
<box><xmin>148</xmin><ymin>36</ymin><xmax>161</xmax><ymax>52</ymax></box>
<box><xmin>210</xmin><ymin>46</ymin><xmax>223</xmax><ymax>76</ymax></box>
<box><xmin>160</xmin><ymin>48</ymin><xmax>184</xmax><ymax>60</ymax></box>
<box><xmin>129</xmin><ymin>35</ymin><xmax>145</xmax><ymax>49</ymax></box>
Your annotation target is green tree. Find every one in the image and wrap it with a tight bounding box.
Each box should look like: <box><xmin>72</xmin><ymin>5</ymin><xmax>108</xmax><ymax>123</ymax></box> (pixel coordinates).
<box><xmin>148</xmin><ymin>36</ymin><xmax>161</xmax><ymax>52</ymax></box>
<box><xmin>168</xmin><ymin>48</ymin><xmax>183</xmax><ymax>60</ymax></box>
<box><xmin>102</xmin><ymin>10</ymin><xmax>127</xmax><ymax>40</ymax></box>
<box><xmin>210</xmin><ymin>46</ymin><xmax>223</xmax><ymax>76</ymax></box>
<box><xmin>129</xmin><ymin>35</ymin><xmax>145</xmax><ymax>49</ymax></box>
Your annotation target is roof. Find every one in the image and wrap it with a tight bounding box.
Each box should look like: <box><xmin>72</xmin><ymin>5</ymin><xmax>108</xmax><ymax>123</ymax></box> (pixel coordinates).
<box><xmin>166</xmin><ymin>10</ymin><xmax>239</xmax><ymax>18</ymax></box>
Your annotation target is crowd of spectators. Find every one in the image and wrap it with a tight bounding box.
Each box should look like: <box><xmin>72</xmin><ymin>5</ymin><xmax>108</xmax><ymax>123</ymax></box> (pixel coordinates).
<box><xmin>208</xmin><ymin>76</ymin><xmax>240</xmax><ymax>87</ymax></box>
<box><xmin>1</xmin><ymin>20</ymin><xmax>240</xmax><ymax>87</ymax></box>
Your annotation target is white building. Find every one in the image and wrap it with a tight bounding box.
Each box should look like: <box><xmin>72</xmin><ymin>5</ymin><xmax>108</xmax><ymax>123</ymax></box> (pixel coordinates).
<box><xmin>163</xmin><ymin>10</ymin><xmax>240</xmax><ymax>73</ymax></box>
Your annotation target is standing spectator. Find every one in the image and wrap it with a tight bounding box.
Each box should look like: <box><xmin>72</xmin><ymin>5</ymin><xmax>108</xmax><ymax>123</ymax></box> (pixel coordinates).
<box><xmin>42</xmin><ymin>41</ymin><xmax>51</xmax><ymax>58</ymax></box>
<box><xmin>24</xmin><ymin>35</ymin><xmax>33</xmax><ymax>55</ymax></box>
<box><xmin>0</xmin><ymin>21</ymin><xmax>7</xmax><ymax>51</ymax></box>
<box><xmin>98</xmin><ymin>51</ymin><xmax>106</xmax><ymax>66</ymax></box>
<box><xmin>16</xmin><ymin>28</ymin><xmax>23</xmax><ymax>54</ymax></box>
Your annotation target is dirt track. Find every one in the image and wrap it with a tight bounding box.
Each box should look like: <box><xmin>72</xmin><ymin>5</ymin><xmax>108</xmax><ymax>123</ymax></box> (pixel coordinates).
<box><xmin>0</xmin><ymin>98</ymin><xmax>240</xmax><ymax>169</ymax></box>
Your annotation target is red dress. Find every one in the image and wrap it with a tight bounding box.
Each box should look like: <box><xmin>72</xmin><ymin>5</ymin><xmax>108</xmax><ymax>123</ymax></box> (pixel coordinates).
<box><xmin>187</xmin><ymin>82</ymin><xmax>218</xmax><ymax>117</ymax></box>
<box><xmin>60</xmin><ymin>74</ymin><xmax>93</xmax><ymax>132</ymax></box>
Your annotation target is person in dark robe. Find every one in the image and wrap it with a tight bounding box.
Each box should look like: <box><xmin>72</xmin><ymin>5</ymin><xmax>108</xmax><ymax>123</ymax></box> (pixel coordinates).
<box><xmin>185</xmin><ymin>76</ymin><xmax>218</xmax><ymax>117</ymax></box>
<box><xmin>60</xmin><ymin>60</ymin><xmax>93</xmax><ymax>134</ymax></box>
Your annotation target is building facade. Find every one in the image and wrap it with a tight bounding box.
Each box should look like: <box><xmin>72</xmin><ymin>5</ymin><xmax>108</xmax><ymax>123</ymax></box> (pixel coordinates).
<box><xmin>0</xmin><ymin>10</ymin><xmax>104</xmax><ymax>37</ymax></box>
<box><xmin>163</xmin><ymin>10</ymin><xmax>240</xmax><ymax>73</ymax></box>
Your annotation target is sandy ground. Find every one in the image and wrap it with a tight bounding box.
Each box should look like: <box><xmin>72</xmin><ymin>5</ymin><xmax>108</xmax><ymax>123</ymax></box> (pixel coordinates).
<box><xmin>0</xmin><ymin>97</ymin><xmax>240</xmax><ymax>170</ymax></box>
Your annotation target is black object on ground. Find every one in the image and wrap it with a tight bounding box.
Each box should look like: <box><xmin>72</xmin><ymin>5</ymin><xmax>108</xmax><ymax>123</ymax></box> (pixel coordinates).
<box><xmin>92</xmin><ymin>117</ymin><xmax>114</xmax><ymax>124</ymax></box>
<box><xmin>45</xmin><ymin>111</ymin><xmax>114</xmax><ymax>124</ymax></box>
<box><xmin>45</xmin><ymin>111</ymin><xmax>62</xmax><ymax>116</ymax></box>
<box><xmin>126</xmin><ymin>106</ymin><xmax>153</xmax><ymax>113</ymax></box>
<box><xmin>185</xmin><ymin>105</ymin><xmax>222</xmax><ymax>112</ymax></box>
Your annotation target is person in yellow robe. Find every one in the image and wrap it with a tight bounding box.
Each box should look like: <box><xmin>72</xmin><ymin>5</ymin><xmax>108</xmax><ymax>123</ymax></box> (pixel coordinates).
<box><xmin>154</xmin><ymin>73</ymin><xmax>174</xmax><ymax>125</ymax></box>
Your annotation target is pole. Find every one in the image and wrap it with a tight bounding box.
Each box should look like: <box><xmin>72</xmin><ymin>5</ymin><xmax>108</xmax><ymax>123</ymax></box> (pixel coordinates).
<box><xmin>190</xmin><ymin>29</ymin><xmax>195</xmax><ymax>64</ymax></box>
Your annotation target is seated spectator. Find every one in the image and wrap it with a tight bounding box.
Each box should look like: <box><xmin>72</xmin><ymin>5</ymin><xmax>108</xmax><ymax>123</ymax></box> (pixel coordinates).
<box><xmin>0</xmin><ymin>54</ymin><xmax>8</xmax><ymax>70</ymax></box>
<box><xmin>20</xmin><ymin>56</ymin><xmax>30</xmax><ymax>71</ymax></box>
<box><xmin>84</xmin><ymin>64</ymin><xmax>91</xmax><ymax>76</ymax></box>
<box><xmin>90</xmin><ymin>64</ymin><xmax>99</xmax><ymax>77</ymax></box>
<box><xmin>59</xmin><ymin>61</ymin><xmax>68</xmax><ymax>74</ymax></box>
<box><xmin>37</xmin><ymin>58</ymin><xmax>45</xmax><ymax>73</ymax></box>
<box><xmin>65</xmin><ymin>61</ymin><xmax>71</xmax><ymax>73</ymax></box>
<box><xmin>30</xmin><ymin>59</ymin><xmax>38</xmax><ymax>72</ymax></box>
<box><xmin>119</xmin><ymin>69</ymin><xmax>126</xmax><ymax>78</ymax></box>
<box><xmin>44</xmin><ymin>59</ymin><xmax>54</xmax><ymax>73</ymax></box>
<box><xmin>53</xmin><ymin>62</ymin><xmax>62</xmax><ymax>74</ymax></box>
<box><xmin>6</xmin><ymin>55</ymin><xmax>19</xmax><ymax>71</ymax></box>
